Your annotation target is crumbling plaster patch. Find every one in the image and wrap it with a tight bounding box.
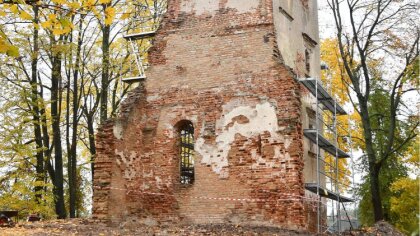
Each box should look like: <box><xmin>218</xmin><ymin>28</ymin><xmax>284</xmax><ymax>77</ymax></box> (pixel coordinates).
<box><xmin>113</xmin><ymin>121</ymin><xmax>124</xmax><ymax>140</ymax></box>
<box><xmin>225</xmin><ymin>0</ymin><xmax>259</xmax><ymax>14</ymax></box>
<box><xmin>115</xmin><ymin>150</ymin><xmax>137</xmax><ymax>180</ymax></box>
<box><xmin>180</xmin><ymin>0</ymin><xmax>259</xmax><ymax>16</ymax></box>
<box><xmin>195</xmin><ymin>101</ymin><xmax>290</xmax><ymax>178</ymax></box>
<box><xmin>180</xmin><ymin>0</ymin><xmax>219</xmax><ymax>16</ymax></box>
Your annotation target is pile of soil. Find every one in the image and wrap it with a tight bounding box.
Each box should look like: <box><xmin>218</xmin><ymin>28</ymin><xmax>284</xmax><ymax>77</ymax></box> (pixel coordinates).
<box><xmin>342</xmin><ymin>221</ymin><xmax>405</xmax><ymax>236</ymax></box>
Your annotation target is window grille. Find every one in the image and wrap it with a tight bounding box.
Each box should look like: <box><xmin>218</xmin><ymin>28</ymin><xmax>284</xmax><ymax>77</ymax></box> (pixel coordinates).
<box><xmin>180</xmin><ymin>123</ymin><xmax>194</xmax><ymax>184</ymax></box>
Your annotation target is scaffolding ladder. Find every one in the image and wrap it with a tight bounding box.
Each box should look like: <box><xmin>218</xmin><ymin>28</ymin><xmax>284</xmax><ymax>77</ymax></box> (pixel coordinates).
<box><xmin>300</xmin><ymin>77</ymin><xmax>357</xmax><ymax>234</ymax></box>
<box><xmin>121</xmin><ymin>29</ymin><xmax>156</xmax><ymax>83</ymax></box>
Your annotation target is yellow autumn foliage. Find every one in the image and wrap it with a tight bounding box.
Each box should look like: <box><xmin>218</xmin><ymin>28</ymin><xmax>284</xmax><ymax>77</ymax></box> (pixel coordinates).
<box><xmin>390</xmin><ymin>177</ymin><xmax>419</xmax><ymax>235</ymax></box>
<box><xmin>9</xmin><ymin>4</ymin><xmax>19</xmax><ymax>14</ymax></box>
<box><xmin>51</xmin><ymin>0</ymin><xmax>66</xmax><ymax>5</ymax></box>
<box><xmin>320</xmin><ymin>38</ymin><xmax>365</xmax><ymax>191</ymax></box>
<box><xmin>19</xmin><ymin>11</ymin><xmax>32</xmax><ymax>20</ymax></box>
<box><xmin>104</xmin><ymin>7</ymin><xmax>116</xmax><ymax>26</ymax></box>
<box><xmin>82</xmin><ymin>0</ymin><xmax>96</xmax><ymax>8</ymax></box>
<box><xmin>48</xmin><ymin>13</ymin><xmax>57</xmax><ymax>20</ymax></box>
<box><xmin>0</xmin><ymin>33</ymin><xmax>19</xmax><ymax>57</ymax></box>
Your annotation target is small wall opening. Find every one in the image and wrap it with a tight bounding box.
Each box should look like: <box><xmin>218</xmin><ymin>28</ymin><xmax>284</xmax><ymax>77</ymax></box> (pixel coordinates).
<box><xmin>305</xmin><ymin>49</ymin><xmax>311</xmax><ymax>73</ymax></box>
<box><xmin>176</xmin><ymin>120</ymin><xmax>195</xmax><ymax>185</ymax></box>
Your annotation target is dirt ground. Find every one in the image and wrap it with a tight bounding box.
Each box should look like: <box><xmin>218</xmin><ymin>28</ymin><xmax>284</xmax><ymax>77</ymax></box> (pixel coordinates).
<box><xmin>0</xmin><ymin>219</ymin><xmax>311</xmax><ymax>236</ymax></box>
<box><xmin>341</xmin><ymin>221</ymin><xmax>405</xmax><ymax>236</ymax></box>
<box><xmin>0</xmin><ymin>219</ymin><xmax>405</xmax><ymax>235</ymax></box>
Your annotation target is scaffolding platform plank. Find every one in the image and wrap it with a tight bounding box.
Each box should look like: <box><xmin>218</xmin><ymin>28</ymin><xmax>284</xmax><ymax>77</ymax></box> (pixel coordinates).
<box><xmin>122</xmin><ymin>75</ymin><xmax>146</xmax><ymax>83</ymax></box>
<box><xmin>299</xmin><ymin>78</ymin><xmax>347</xmax><ymax>115</ymax></box>
<box><xmin>305</xmin><ymin>183</ymin><xmax>353</xmax><ymax>202</ymax></box>
<box><xmin>123</xmin><ymin>31</ymin><xmax>156</xmax><ymax>40</ymax></box>
<box><xmin>304</xmin><ymin>129</ymin><xmax>350</xmax><ymax>158</ymax></box>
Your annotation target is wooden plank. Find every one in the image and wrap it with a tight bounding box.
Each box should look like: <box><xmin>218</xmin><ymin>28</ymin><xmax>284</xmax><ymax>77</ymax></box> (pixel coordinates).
<box><xmin>123</xmin><ymin>31</ymin><xmax>156</xmax><ymax>40</ymax></box>
<box><xmin>122</xmin><ymin>76</ymin><xmax>146</xmax><ymax>83</ymax></box>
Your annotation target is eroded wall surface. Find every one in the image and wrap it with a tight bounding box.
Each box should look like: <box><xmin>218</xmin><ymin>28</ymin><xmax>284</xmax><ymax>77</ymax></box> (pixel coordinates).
<box><xmin>271</xmin><ymin>1</ymin><xmax>325</xmax><ymax>232</ymax></box>
<box><xmin>93</xmin><ymin>0</ymin><xmax>321</xmax><ymax>232</ymax></box>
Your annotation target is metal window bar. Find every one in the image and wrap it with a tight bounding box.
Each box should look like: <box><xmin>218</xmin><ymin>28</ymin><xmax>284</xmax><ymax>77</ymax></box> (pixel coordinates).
<box><xmin>180</xmin><ymin>124</ymin><xmax>194</xmax><ymax>185</ymax></box>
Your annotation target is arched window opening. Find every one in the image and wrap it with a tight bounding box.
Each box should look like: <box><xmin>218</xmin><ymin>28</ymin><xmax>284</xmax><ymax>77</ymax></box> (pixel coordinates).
<box><xmin>179</xmin><ymin>121</ymin><xmax>194</xmax><ymax>184</ymax></box>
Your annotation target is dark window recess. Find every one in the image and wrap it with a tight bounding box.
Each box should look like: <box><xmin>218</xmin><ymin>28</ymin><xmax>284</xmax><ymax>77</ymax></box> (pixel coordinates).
<box><xmin>305</xmin><ymin>49</ymin><xmax>311</xmax><ymax>73</ymax></box>
<box><xmin>302</xmin><ymin>33</ymin><xmax>317</xmax><ymax>74</ymax></box>
<box><xmin>180</xmin><ymin>122</ymin><xmax>194</xmax><ymax>184</ymax></box>
<box><xmin>307</xmin><ymin>107</ymin><xmax>316</xmax><ymax>129</ymax></box>
<box><xmin>279</xmin><ymin>6</ymin><xmax>294</xmax><ymax>21</ymax></box>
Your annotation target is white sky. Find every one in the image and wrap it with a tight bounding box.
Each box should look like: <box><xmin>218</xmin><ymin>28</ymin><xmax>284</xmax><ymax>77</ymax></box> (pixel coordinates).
<box><xmin>318</xmin><ymin>1</ymin><xmax>337</xmax><ymax>39</ymax></box>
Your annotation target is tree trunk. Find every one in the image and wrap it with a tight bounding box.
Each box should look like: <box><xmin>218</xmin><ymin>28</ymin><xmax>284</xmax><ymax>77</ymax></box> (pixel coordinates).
<box><xmin>86</xmin><ymin>113</ymin><xmax>96</xmax><ymax>182</ymax></box>
<box><xmin>51</xmin><ymin>36</ymin><xmax>67</xmax><ymax>219</ymax></box>
<box><xmin>359</xmin><ymin>98</ymin><xmax>384</xmax><ymax>221</ymax></box>
<box><xmin>39</xmin><ymin>82</ymin><xmax>54</xmax><ymax>184</ymax></box>
<box><xmin>68</xmin><ymin>18</ymin><xmax>83</xmax><ymax>218</ymax></box>
<box><xmin>100</xmin><ymin>10</ymin><xmax>111</xmax><ymax>124</ymax></box>
<box><xmin>370</xmin><ymin>164</ymin><xmax>383</xmax><ymax>221</ymax></box>
<box><xmin>30</xmin><ymin>5</ymin><xmax>44</xmax><ymax>203</ymax></box>
<box><xmin>65</xmin><ymin>33</ymin><xmax>72</xmax><ymax>218</ymax></box>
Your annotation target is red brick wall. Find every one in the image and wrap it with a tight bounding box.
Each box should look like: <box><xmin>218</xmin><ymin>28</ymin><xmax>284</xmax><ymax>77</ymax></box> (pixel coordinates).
<box><xmin>93</xmin><ymin>0</ymin><xmax>314</xmax><ymax>232</ymax></box>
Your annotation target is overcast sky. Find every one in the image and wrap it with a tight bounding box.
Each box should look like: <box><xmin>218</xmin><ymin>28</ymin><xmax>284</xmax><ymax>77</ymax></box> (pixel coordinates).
<box><xmin>318</xmin><ymin>1</ymin><xmax>336</xmax><ymax>39</ymax></box>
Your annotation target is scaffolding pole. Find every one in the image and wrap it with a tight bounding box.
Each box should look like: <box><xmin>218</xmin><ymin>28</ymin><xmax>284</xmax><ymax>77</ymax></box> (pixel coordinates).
<box><xmin>315</xmin><ymin>78</ymin><xmax>321</xmax><ymax>234</ymax></box>
<box><xmin>300</xmin><ymin>77</ymin><xmax>356</xmax><ymax>234</ymax></box>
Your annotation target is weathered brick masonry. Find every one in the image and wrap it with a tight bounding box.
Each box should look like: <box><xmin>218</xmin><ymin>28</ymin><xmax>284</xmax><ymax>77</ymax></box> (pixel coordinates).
<box><xmin>93</xmin><ymin>0</ymin><xmax>321</xmax><ymax>232</ymax></box>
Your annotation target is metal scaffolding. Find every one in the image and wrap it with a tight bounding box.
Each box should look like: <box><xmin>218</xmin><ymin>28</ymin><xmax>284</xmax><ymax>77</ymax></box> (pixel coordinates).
<box><xmin>121</xmin><ymin>28</ymin><xmax>156</xmax><ymax>83</ymax></box>
<box><xmin>120</xmin><ymin>2</ymin><xmax>161</xmax><ymax>83</ymax></box>
<box><xmin>300</xmin><ymin>77</ymin><xmax>357</xmax><ymax>234</ymax></box>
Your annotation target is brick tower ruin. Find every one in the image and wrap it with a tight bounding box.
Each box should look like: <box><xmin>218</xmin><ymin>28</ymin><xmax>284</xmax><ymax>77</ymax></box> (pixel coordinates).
<box><xmin>93</xmin><ymin>0</ymin><xmax>321</xmax><ymax>232</ymax></box>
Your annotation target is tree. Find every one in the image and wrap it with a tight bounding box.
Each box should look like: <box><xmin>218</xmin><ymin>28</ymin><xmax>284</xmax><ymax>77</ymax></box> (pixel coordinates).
<box><xmin>327</xmin><ymin>0</ymin><xmax>419</xmax><ymax>222</ymax></box>
<box><xmin>0</xmin><ymin>0</ymin><xmax>88</xmax><ymax>218</ymax></box>
<box><xmin>0</xmin><ymin>69</ymin><xmax>55</xmax><ymax>219</ymax></box>
<box><xmin>0</xmin><ymin>0</ymin><xmax>166</xmax><ymax>219</ymax></box>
